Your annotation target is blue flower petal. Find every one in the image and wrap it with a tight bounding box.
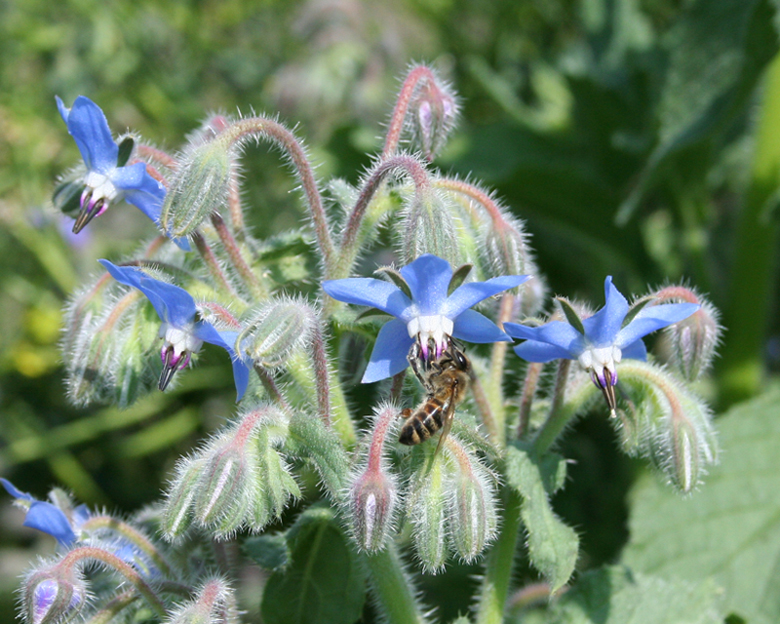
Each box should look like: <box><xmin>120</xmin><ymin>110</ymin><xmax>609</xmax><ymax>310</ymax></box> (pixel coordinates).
<box><xmin>452</xmin><ymin>309</ymin><xmax>511</xmax><ymax>343</ymax></box>
<box><xmin>362</xmin><ymin>318</ymin><xmax>414</xmax><ymax>383</ymax></box>
<box><xmin>61</xmin><ymin>96</ymin><xmax>118</xmax><ymax>174</ymax></box>
<box><xmin>513</xmin><ymin>340</ymin><xmax>575</xmax><ymax>363</ymax></box>
<box><xmin>24</xmin><ymin>501</ymin><xmax>77</xmax><ymax>545</ymax></box>
<box><xmin>582</xmin><ymin>277</ymin><xmax>629</xmax><ymax>347</ymax></box>
<box><xmin>55</xmin><ymin>96</ymin><xmax>70</xmax><ymax>124</ymax></box>
<box><xmin>504</xmin><ymin>320</ymin><xmax>584</xmax><ymax>356</ymax></box>
<box><xmin>193</xmin><ymin>326</ymin><xmax>250</xmax><ymax>401</ymax></box>
<box><xmin>136</xmin><ymin>277</ymin><xmax>197</xmax><ymax>328</ymax></box>
<box><xmin>323</xmin><ymin>278</ymin><xmax>411</xmax><ymax>318</ymax></box>
<box><xmin>615</xmin><ymin>302</ymin><xmax>700</xmax><ymax>349</ymax></box>
<box><xmin>399</xmin><ymin>254</ymin><xmax>452</xmax><ymax>315</ymax></box>
<box><xmin>621</xmin><ymin>339</ymin><xmax>647</xmax><ymax>361</ymax></box>
<box><xmin>443</xmin><ymin>275</ymin><xmax>530</xmax><ymax>318</ymax></box>
<box><xmin>1</xmin><ymin>478</ymin><xmax>34</xmax><ymax>502</ymax></box>
<box><xmin>99</xmin><ymin>260</ymin><xmax>169</xmax><ymax>322</ymax></box>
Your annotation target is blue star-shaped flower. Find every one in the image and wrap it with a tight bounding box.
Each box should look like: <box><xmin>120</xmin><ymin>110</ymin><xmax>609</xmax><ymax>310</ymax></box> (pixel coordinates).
<box><xmin>1</xmin><ymin>479</ymin><xmax>88</xmax><ymax>546</ymax></box>
<box><xmin>99</xmin><ymin>260</ymin><xmax>250</xmax><ymax>401</ymax></box>
<box><xmin>505</xmin><ymin>276</ymin><xmax>699</xmax><ymax>411</ymax></box>
<box><xmin>57</xmin><ymin>95</ymin><xmax>190</xmax><ymax>251</ymax></box>
<box><xmin>323</xmin><ymin>254</ymin><xmax>529</xmax><ymax>383</ymax></box>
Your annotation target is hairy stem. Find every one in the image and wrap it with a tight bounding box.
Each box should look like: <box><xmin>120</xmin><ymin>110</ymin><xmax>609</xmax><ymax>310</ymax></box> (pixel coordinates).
<box><xmin>532</xmin><ymin>359</ymin><xmax>572</xmax><ymax>454</ymax></box>
<box><xmin>60</xmin><ymin>546</ymin><xmax>167</xmax><ymax>616</ymax></box>
<box><xmin>211</xmin><ymin>213</ymin><xmax>266</xmax><ymax>298</ymax></box>
<box><xmin>476</xmin><ymin>485</ymin><xmax>522</xmax><ymax>624</ymax></box>
<box><xmin>192</xmin><ymin>231</ymin><xmax>240</xmax><ymax>299</ymax></box>
<box><xmin>80</xmin><ymin>515</ymin><xmax>174</xmax><ymax>578</ymax></box>
<box><xmin>222</xmin><ymin>118</ymin><xmax>335</xmax><ymax>269</ymax></box>
<box><xmin>383</xmin><ymin>65</ymin><xmax>439</xmax><ymax>157</ymax></box>
<box><xmin>365</xmin><ymin>545</ymin><xmax>430</xmax><ymax>624</ymax></box>
<box><xmin>517</xmin><ymin>362</ymin><xmax>543</xmax><ymax>439</ymax></box>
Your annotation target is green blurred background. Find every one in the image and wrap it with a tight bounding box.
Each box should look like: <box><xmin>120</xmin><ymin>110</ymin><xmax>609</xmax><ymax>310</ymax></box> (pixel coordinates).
<box><xmin>1</xmin><ymin>0</ymin><xmax>779</xmax><ymax>621</ymax></box>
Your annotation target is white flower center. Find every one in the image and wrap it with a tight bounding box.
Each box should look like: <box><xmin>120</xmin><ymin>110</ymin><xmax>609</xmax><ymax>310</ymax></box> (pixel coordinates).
<box><xmin>84</xmin><ymin>170</ymin><xmax>119</xmax><ymax>203</ymax></box>
<box><xmin>578</xmin><ymin>345</ymin><xmax>622</xmax><ymax>375</ymax></box>
<box><xmin>406</xmin><ymin>314</ymin><xmax>454</xmax><ymax>354</ymax></box>
<box><xmin>160</xmin><ymin>323</ymin><xmax>204</xmax><ymax>360</ymax></box>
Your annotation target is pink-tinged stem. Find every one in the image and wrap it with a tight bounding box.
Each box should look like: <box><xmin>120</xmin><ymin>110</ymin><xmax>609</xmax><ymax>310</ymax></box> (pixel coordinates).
<box><xmin>211</xmin><ymin>213</ymin><xmax>266</xmax><ymax>298</ymax></box>
<box><xmin>335</xmin><ymin>154</ymin><xmax>431</xmax><ymax>281</ymax></box>
<box><xmin>136</xmin><ymin>144</ymin><xmax>179</xmax><ymax>170</ymax></box>
<box><xmin>59</xmin><ymin>546</ymin><xmax>167</xmax><ymax>616</ymax></box>
<box><xmin>383</xmin><ymin>66</ymin><xmax>439</xmax><ymax>157</ymax></box>
<box><xmin>191</xmin><ymin>231</ymin><xmax>241</xmax><ymax>299</ymax></box>
<box><xmin>254</xmin><ymin>365</ymin><xmax>292</xmax><ymax>411</ymax></box>
<box><xmin>469</xmin><ymin>372</ymin><xmax>499</xmax><ymax>446</ymax></box>
<box><xmin>310</xmin><ymin>320</ymin><xmax>331</xmax><ymax>427</ymax></box>
<box><xmin>367</xmin><ymin>405</ymin><xmax>397</xmax><ymax>471</ymax></box>
<box><xmin>227</xmin><ymin>174</ymin><xmax>245</xmax><ymax>236</ymax></box>
<box><xmin>517</xmin><ymin>362</ymin><xmax>543</xmax><ymax>439</ymax></box>
<box><xmin>221</xmin><ymin>118</ymin><xmax>334</xmax><ymax>270</ymax></box>
<box><xmin>80</xmin><ymin>515</ymin><xmax>174</xmax><ymax>578</ymax></box>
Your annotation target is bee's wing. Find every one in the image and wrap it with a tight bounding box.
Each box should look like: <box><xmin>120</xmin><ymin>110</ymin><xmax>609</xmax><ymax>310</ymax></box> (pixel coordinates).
<box><xmin>433</xmin><ymin>384</ymin><xmax>458</xmax><ymax>458</ymax></box>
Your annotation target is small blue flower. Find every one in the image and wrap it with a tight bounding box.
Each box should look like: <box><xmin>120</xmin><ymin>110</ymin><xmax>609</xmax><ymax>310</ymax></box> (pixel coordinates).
<box><xmin>99</xmin><ymin>260</ymin><xmax>250</xmax><ymax>401</ymax></box>
<box><xmin>57</xmin><ymin>95</ymin><xmax>190</xmax><ymax>251</ymax></box>
<box><xmin>505</xmin><ymin>276</ymin><xmax>699</xmax><ymax>412</ymax></box>
<box><xmin>1</xmin><ymin>479</ymin><xmax>87</xmax><ymax>546</ymax></box>
<box><xmin>323</xmin><ymin>254</ymin><xmax>529</xmax><ymax>383</ymax></box>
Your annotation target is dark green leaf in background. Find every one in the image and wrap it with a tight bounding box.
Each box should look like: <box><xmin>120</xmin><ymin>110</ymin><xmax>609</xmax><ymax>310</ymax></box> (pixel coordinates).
<box><xmin>261</xmin><ymin>506</ymin><xmax>366</xmax><ymax>624</ymax></box>
<box><xmin>548</xmin><ymin>565</ymin><xmax>723</xmax><ymax>624</ymax></box>
<box><xmin>623</xmin><ymin>385</ymin><xmax>780</xmax><ymax>624</ymax></box>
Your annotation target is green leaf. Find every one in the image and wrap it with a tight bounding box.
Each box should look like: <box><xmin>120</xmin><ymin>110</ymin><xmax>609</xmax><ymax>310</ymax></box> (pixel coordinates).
<box><xmin>616</xmin><ymin>0</ymin><xmax>779</xmax><ymax>224</ymax></box>
<box><xmin>548</xmin><ymin>566</ymin><xmax>723</xmax><ymax>624</ymax></box>
<box><xmin>116</xmin><ymin>135</ymin><xmax>135</xmax><ymax>167</ymax></box>
<box><xmin>261</xmin><ymin>506</ymin><xmax>366</xmax><ymax>624</ymax></box>
<box><xmin>505</xmin><ymin>444</ymin><xmax>578</xmax><ymax>593</ymax></box>
<box><xmin>623</xmin><ymin>386</ymin><xmax>780</xmax><ymax>624</ymax></box>
<box><xmin>447</xmin><ymin>264</ymin><xmax>473</xmax><ymax>295</ymax></box>
<box><xmin>374</xmin><ymin>266</ymin><xmax>412</xmax><ymax>299</ymax></box>
<box><xmin>244</xmin><ymin>533</ymin><xmax>289</xmax><ymax>570</ymax></box>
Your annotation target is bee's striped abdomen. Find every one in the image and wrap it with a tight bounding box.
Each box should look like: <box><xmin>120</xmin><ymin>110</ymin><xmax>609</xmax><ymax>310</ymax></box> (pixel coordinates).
<box><xmin>399</xmin><ymin>399</ymin><xmax>447</xmax><ymax>445</ymax></box>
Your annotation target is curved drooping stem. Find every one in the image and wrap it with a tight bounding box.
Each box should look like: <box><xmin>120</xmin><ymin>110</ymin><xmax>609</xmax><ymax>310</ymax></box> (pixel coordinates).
<box><xmin>383</xmin><ymin>65</ymin><xmax>440</xmax><ymax>157</ymax></box>
<box><xmin>220</xmin><ymin>118</ymin><xmax>335</xmax><ymax>270</ymax></box>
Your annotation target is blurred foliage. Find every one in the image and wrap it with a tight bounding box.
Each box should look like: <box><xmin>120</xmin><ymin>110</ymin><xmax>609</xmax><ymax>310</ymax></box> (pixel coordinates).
<box><xmin>1</xmin><ymin>0</ymin><xmax>780</xmax><ymax>622</ymax></box>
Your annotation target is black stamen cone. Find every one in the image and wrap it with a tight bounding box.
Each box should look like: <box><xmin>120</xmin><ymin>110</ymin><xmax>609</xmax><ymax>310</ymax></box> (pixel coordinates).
<box><xmin>159</xmin><ymin>347</ymin><xmax>179</xmax><ymax>391</ymax></box>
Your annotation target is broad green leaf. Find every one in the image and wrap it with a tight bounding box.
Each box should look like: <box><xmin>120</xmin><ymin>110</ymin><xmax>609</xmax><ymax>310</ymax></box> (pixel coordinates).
<box><xmin>244</xmin><ymin>533</ymin><xmax>289</xmax><ymax>571</ymax></box>
<box><xmin>547</xmin><ymin>565</ymin><xmax>723</xmax><ymax>624</ymax></box>
<box><xmin>505</xmin><ymin>444</ymin><xmax>578</xmax><ymax>593</ymax></box>
<box><xmin>261</xmin><ymin>506</ymin><xmax>366</xmax><ymax>624</ymax></box>
<box><xmin>616</xmin><ymin>0</ymin><xmax>779</xmax><ymax>224</ymax></box>
<box><xmin>623</xmin><ymin>386</ymin><xmax>780</xmax><ymax>624</ymax></box>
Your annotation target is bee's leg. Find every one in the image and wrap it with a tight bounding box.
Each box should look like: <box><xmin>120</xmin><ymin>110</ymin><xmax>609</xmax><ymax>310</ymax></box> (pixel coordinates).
<box><xmin>408</xmin><ymin>346</ymin><xmax>429</xmax><ymax>388</ymax></box>
<box><xmin>433</xmin><ymin>382</ymin><xmax>459</xmax><ymax>458</ymax></box>
<box><xmin>398</xmin><ymin>407</ymin><xmax>413</xmax><ymax>420</ymax></box>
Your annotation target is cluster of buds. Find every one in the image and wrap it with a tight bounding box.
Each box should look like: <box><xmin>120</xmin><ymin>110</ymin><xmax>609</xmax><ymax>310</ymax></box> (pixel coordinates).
<box><xmin>163</xmin><ymin>404</ymin><xmax>299</xmax><ymax>539</ymax></box>
<box><xmin>0</xmin><ymin>62</ymin><xmax>728</xmax><ymax>624</ymax></box>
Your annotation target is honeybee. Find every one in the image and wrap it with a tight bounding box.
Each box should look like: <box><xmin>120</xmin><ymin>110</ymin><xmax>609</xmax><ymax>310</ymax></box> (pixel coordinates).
<box><xmin>399</xmin><ymin>339</ymin><xmax>471</xmax><ymax>455</ymax></box>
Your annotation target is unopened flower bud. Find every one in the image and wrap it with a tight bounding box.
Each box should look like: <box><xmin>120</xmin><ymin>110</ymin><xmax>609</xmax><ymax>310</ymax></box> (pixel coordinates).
<box><xmin>165</xmin><ymin>578</ymin><xmax>237</xmax><ymax>624</ymax></box>
<box><xmin>444</xmin><ymin>438</ymin><xmax>498</xmax><ymax>562</ymax></box>
<box><xmin>250</xmin><ymin>429</ymin><xmax>300</xmax><ymax>531</ymax></box>
<box><xmin>160</xmin><ymin>132</ymin><xmax>235</xmax><ymax>238</ymax></box>
<box><xmin>662</xmin><ymin>298</ymin><xmax>721</xmax><ymax>382</ymax></box>
<box><xmin>192</xmin><ymin>439</ymin><xmax>254</xmax><ymax>532</ymax></box>
<box><xmin>23</xmin><ymin>564</ymin><xmax>86</xmax><ymax>624</ymax></box>
<box><xmin>163</xmin><ymin>456</ymin><xmax>207</xmax><ymax>539</ymax></box>
<box><xmin>402</xmin><ymin>187</ymin><xmax>464</xmax><ymax>268</ymax></box>
<box><xmin>615</xmin><ymin>359</ymin><xmax>718</xmax><ymax>493</ymax></box>
<box><xmin>239</xmin><ymin>297</ymin><xmax>315</xmax><ymax>368</ymax></box>
<box><xmin>349</xmin><ymin>469</ymin><xmax>397</xmax><ymax>553</ymax></box>
<box><xmin>411</xmin><ymin>78</ymin><xmax>458</xmax><ymax>161</ymax></box>
<box><xmin>406</xmin><ymin>447</ymin><xmax>448</xmax><ymax>573</ymax></box>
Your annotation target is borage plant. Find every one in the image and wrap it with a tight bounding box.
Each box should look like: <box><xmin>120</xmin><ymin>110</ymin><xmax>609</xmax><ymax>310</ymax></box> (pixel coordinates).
<box><xmin>4</xmin><ymin>65</ymin><xmax>722</xmax><ymax>624</ymax></box>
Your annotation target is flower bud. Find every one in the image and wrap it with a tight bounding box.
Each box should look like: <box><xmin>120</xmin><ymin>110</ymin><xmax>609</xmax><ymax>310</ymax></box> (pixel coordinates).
<box><xmin>349</xmin><ymin>469</ymin><xmax>397</xmax><ymax>553</ymax></box>
<box><xmin>663</xmin><ymin>299</ymin><xmax>721</xmax><ymax>382</ymax></box>
<box><xmin>411</xmin><ymin>77</ymin><xmax>458</xmax><ymax>161</ymax></box>
<box><xmin>443</xmin><ymin>438</ymin><xmax>498</xmax><ymax>562</ymax></box>
<box><xmin>406</xmin><ymin>447</ymin><xmax>448</xmax><ymax>573</ymax></box>
<box><xmin>192</xmin><ymin>438</ymin><xmax>255</xmax><ymax>534</ymax></box>
<box><xmin>401</xmin><ymin>187</ymin><xmax>464</xmax><ymax>268</ymax></box>
<box><xmin>163</xmin><ymin>456</ymin><xmax>207</xmax><ymax>539</ymax></box>
<box><xmin>615</xmin><ymin>359</ymin><xmax>718</xmax><ymax>493</ymax></box>
<box><xmin>239</xmin><ymin>297</ymin><xmax>316</xmax><ymax>368</ymax></box>
<box><xmin>23</xmin><ymin>563</ymin><xmax>86</xmax><ymax>624</ymax></box>
<box><xmin>166</xmin><ymin>578</ymin><xmax>237</xmax><ymax>624</ymax></box>
<box><xmin>160</xmin><ymin>132</ymin><xmax>236</xmax><ymax>238</ymax></box>
<box><xmin>250</xmin><ymin>429</ymin><xmax>300</xmax><ymax>531</ymax></box>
